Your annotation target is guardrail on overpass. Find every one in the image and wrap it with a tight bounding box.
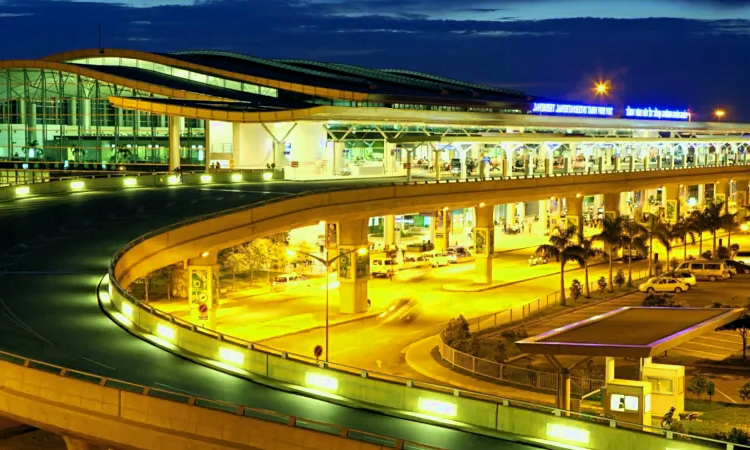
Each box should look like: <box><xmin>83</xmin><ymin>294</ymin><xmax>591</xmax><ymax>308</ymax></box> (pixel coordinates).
<box><xmin>106</xmin><ymin>166</ymin><xmax>750</xmax><ymax>449</ymax></box>
<box><xmin>0</xmin><ymin>338</ymin><xmax>442</xmax><ymax>450</ymax></box>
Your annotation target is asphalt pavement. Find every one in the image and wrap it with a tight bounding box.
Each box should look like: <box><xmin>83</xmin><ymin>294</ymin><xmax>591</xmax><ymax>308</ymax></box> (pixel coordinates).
<box><xmin>0</xmin><ymin>180</ymin><xmax>544</xmax><ymax>450</ymax></box>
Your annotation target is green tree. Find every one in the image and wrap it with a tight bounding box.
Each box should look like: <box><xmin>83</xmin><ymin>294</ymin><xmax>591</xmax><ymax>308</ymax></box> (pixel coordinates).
<box><xmin>672</xmin><ymin>221</ymin><xmax>698</xmax><ymax>261</ymax></box>
<box><xmin>246</xmin><ymin>238</ymin><xmax>273</xmax><ymax>283</ymax></box>
<box><xmin>220</xmin><ymin>245</ymin><xmax>252</xmax><ymax>288</ymax></box>
<box><xmin>569</xmin><ymin>279</ymin><xmax>583</xmax><ymax>302</ymax></box>
<box><xmin>739</xmin><ymin>382</ymin><xmax>750</xmax><ymax>402</ymax></box>
<box><xmin>622</xmin><ymin>218</ymin><xmax>647</xmax><ymax>286</ymax></box>
<box><xmin>642</xmin><ymin>213</ymin><xmax>671</xmax><ymax>277</ymax></box>
<box><xmin>592</xmin><ymin>216</ymin><xmax>626</xmax><ymax>293</ymax></box>
<box><xmin>578</xmin><ymin>238</ymin><xmax>604</xmax><ymax>298</ymax></box>
<box><xmin>716</xmin><ymin>308</ymin><xmax>750</xmax><ymax>360</ymax></box>
<box><xmin>688</xmin><ymin>374</ymin><xmax>709</xmax><ymax>399</ymax></box>
<box><xmin>689</xmin><ymin>210</ymin><xmax>712</xmax><ymax>256</ymax></box>
<box><xmin>704</xmin><ymin>201</ymin><xmax>726</xmax><ymax>257</ymax></box>
<box><xmin>721</xmin><ymin>210</ymin><xmax>739</xmax><ymax>250</ymax></box>
<box><xmin>536</xmin><ymin>225</ymin><xmax>584</xmax><ymax>306</ymax></box>
<box><xmin>614</xmin><ymin>269</ymin><xmax>626</xmax><ymax>290</ymax></box>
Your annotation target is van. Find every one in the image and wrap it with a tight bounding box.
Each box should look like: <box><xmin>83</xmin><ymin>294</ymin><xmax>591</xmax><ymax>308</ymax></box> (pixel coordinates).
<box><xmin>421</xmin><ymin>250</ymin><xmax>450</xmax><ymax>268</ymax></box>
<box><xmin>675</xmin><ymin>260</ymin><xmax>730</xmax><ymax>281</ymax></box>
<box><xmin>371</xmin><ymin>259</ymin><xmax>400</xmax><ymax>278</ymax></box>
<box><xmin>734</xmin><ymin>251</ymin><xmax>750</xmax><ymax>265</ymax></box>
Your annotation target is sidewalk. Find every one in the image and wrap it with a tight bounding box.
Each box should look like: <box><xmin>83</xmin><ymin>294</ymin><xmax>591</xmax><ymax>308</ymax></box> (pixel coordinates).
<box><xmin>402</xmin><ymin>336</ymin><xmax>556</xmax><ymax>406</ymax></box>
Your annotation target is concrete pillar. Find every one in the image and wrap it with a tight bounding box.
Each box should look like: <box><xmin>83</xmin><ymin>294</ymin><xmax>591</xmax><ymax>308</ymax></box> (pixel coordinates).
<box><xmin>639</xmin><ymin>357</ymin><xmax>653</xmax><ymax>380</ymax></box>
<box><xmin>384</xmin><ymin>141</ymin><xmax>395</xmax><ymax>175</ymax></box>
<box><xmin>737</xmin><ymin>180</ymin><xmax>749</xmax><ymax>221</ymax></box>
<box><xmin>603</xmin><ymin>192</ymin><xmax>621</xmax><ymax>219</ymax></box>
<box><xmin>664</xmin><ymin>185</ymin><xmax>682</xmax><ymax>223</ymax></box>
<box><xmin>333</xmin><ymin>141</ymin><xmax>345</xmax><ymax>175</ymax></box>
<box><xmin>563</xmin><ymin>155</ymin><xmax>571</xmax><ymax>174</ymax></box>
<box><xmin>505</xmin><ymin>203</ymin><xmax>516</xmax><ymax>227</ymax></box>
<box><xmin>63</xmin><ymin>436</ymin><xmax>107</xmax><ymax>450</ymax></box>
<box><xmin>715</xmin><ymin>180</ymin><xmax>729</xmax><ymax>211</ymax></box>
<box><xmin>433</xmin><ymin>147</ymin><xmax>441</xmax><ymax>181</ymax></box>
<box><xmin>565</xmin><ymin>195</ymin><xmax>584</xmax><ymax>240</ymax></box>
<box><xmin>383</xmin><ymin>215</ymin><xmax>396</xmax><ymax>249</ymax></box>
<box><xmin>525</xmin><ymin>154</ymin><xmax>534</xmax><ymax>176</ymax></box>
<box><xmin>433</xmin><ymin>209</ymin><xmax>450</xmax><ymax>251</ymax></box>
<box><xmin>459</xmin><ymin>149</ymin><xmax>468</xmax><ymax>180</ymax></box>
<box><xmin>502</xmin><ymin>145</ymin><xmax>513</xmax><ymax>177</ymax></box>
<box><xmin>68</xmin><ymin>98</ymin><xmax>77</xmax><ymax>126</ymax></box>
<box><xmin>337</xmin><ymin>218</ymin><xmax>369</xmax><ymax>314</ymax></box>
<box><xmin>538</xmin><ymin>199</ymin><xmax>549</xmax><ymax>231</ymax></box>
<box><xmin>187</xmin><ymin>253</ymin><xmax>220</xmax><ymax>328</ymax></box>
<box><xmin>605</xmin><ymin>357</ymin><xmax>616</xmax><ymax>382</ymax></box>
<box><xmin>204</xmin><ymin>119</ymin><xmax>212</xmax><ymax>172</ymax></box>
<box><xmin>558</xmin><ymin>369</ymin><xmax>571</xmax><ymax>412</ymax></box>
<box><xmin>474</xmin><ymin>204</ymin><xmax>494</xmax><ymax>284</ymax></box>
<box><xmin>168</xmin><ymin>115</ymin><xmax>181</xmax><ymax>171</ymax></box>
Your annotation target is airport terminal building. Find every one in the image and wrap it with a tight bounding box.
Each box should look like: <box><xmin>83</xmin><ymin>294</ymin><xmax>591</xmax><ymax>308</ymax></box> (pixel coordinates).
<box><xmin>0</xmin><ymin>48</ymin><xmax>747</xmax><ymax>179</ymax></box>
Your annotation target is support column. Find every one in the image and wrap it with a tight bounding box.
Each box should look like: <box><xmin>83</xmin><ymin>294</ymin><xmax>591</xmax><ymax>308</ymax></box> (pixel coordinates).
<box><xmin>559</xmin><ymin>369</ymin><xmax>571</xmax><ymax>412</ymax></box>
<box><xmin>384</xmin><ymin>141</ymin><xmax>396</xmax><ymax>175</ymax></box>
<box><xmin>338</xmin><ymin>218</ymin><xmax>369</xmax><ymax>314</ymax></box>
<box><xmin>473</xmin><ymin>204</ymin><xmax>495</xmax><ymax>284</ymax></box>
<box><xmin>459</xmin><ymin>148</ymin><xmax>468</xmax><ymax>180</ymax></box>
<box><xmin>80</xmin><ymin>98</ymin><xmax>91</xmax><ymax>132</ymax></box>
<box><xmin>383</xmin><ymin>215</ymin><xmax>396</xmax><ymax>249</ymax></box>
<box><xmin>605</xmin><ymin>357</ymin><xmax>616</xmax><ymax>382</ymax></box>
<box><xmin>664</xmin><ymin>185</ymin><xmax>682</xmax><ymax>223</ymax></box>
<box><xmin>432</xmin><ymin>145</ymin><xmax>441</xmax><ymax>181</ymax></box>
<box><xmin>525</xmin><ymin>153</ymin><xmax>535</xmax><ymax>176</ymax></box>
<box><xmin>204</xmin><ymin>119</ymin><xmax>212</xmax><ymax>172</ymax></box>
<box><xmin>433</xmin><ymin>209</ymin><xmax>450</xmax><ymax>251</ymax></box>
<box><xmin>501</xmin><ymin>144</ymin><xmax>513</xmax><ymax>177</ymax></box>
<box><xmin>187</xmin><ymin>253</ymin><xmax>220</xmax><ymax>331</ymax></box>
<box><xmin>737</xmin><ymin>180</ymin><xmax>749</xmax><ymax>221</ymax></box>
<box><xmin>333</xmin><ymin>141</ymin><xmax>345</xmax><ymax>175</ymax></box>
<box><xmin>715</xmin><ymin>180</ymin><xmax>729</xmax><ymax>212</ymax></box>
<box><xmin>63</xmin><ymin>436</ymin><xmax>107</xmax><ymax>450</ymax></box>
<box><xmin>68</xmin><ymin>98</ymin><xmax>77</xmax><ymax>126</ymax></box>
<box><xmin>603</xmin><ymin>192</ymin><xmax>621</xmax><ymax>220</ymax></box>
<box><xmin>538</xmin><ymin>199</ymin><xmax>549</xmax><ymax>232</ymax></box>
<box><xmin>168</xmin><ymin>115</ymin><xmax>181</xmax><ymax>171</ymax></box>
<box><xmin>565</xmin><ymin>194</ymin><xmax>584</xmax><ymax>240</ymax></box>
<box><xmin>505</xmin><ymin>202</ymin><xmax>516</xmax><ymax>227</ymax></box>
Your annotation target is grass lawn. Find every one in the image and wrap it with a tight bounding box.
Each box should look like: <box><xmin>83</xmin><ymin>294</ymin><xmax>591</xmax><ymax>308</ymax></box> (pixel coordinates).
<box><xmin>678</xmin><ymin>399</ymin><xmax>750</xmax><ymax>438</ymax></box>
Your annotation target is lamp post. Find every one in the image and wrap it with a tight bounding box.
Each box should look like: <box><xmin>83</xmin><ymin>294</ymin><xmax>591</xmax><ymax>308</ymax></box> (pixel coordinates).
<box><xmin>286</xmin><ymin>246</ymin><xmax>368</xmax><ymax>362</ymax></box>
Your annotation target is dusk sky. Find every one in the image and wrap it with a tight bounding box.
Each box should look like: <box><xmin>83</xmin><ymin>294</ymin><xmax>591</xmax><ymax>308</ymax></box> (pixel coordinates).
<box><xmin>0</xmin><ymin>0</ymin><xmax>747</xmax><ymax>120</ymax></box>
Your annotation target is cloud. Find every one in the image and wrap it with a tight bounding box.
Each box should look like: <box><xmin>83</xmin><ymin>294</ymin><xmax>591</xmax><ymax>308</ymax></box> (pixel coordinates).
<box><xmin>0</xmin><ymin>13</ymin><xmax>33</xmax><ymax>18</ymax></box>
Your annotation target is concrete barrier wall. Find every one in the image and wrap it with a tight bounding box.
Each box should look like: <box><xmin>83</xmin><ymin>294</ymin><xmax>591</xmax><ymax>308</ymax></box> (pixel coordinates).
<box><xmin>0</xmin><ymin>359</ymin><xmax>390</xmax><ymax>450</ymax></box>
<box><xmin>107</xmin><ymin>285</ymin><xmax>722</xmax><ymax>449</ymax></box>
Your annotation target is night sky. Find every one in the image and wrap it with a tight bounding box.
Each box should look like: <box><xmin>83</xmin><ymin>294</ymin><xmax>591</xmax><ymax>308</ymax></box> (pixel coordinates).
<box><xmin>0</xmin><ymin>0</ymin><xmax>747</xmax><ymax>121</ymax></box>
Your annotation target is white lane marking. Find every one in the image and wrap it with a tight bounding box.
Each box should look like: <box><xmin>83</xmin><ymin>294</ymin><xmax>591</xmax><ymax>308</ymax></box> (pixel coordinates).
<box><xmin>672</xmin><ymin>346</ymin><xmax>726</xmax><ymax>357</ymax></box>
<box><xmin>717</xmin><ymin>389</ymin><xmax>738</xmax><ymax>404</ymax></box>
<box><xmin>154</xmin><ymin>382</ymin><xmax>199</xmax><ymax>397</ymax></box>
<box><xmin>82</xmin><ymin>357</ymin><xmax>115</xmax><ymax>371</ymax></box>
<box><xmin>685</xmin><ymin>340</ymin><xmax>737</xmax><ymax>351</ymax></box>
<box><xmin>696</xmin><ymin>335</ymin><xmax>742</xmax><ymax>345</ymax></box>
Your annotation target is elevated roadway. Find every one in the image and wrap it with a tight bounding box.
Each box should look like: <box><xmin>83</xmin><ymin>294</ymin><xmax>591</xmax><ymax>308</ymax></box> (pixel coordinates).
<box><xmin>0</xmin><ymin>180</ymin><xmax>542</xmax><ymax>449</ymax></box>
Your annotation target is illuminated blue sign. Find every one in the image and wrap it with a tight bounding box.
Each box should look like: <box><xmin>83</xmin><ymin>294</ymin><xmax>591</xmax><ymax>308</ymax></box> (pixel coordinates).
<box><xmin>532</xmin><ymin>103</ymin><xmax>614</xmax><ymax>117</ymax></box>
<box><xmin>625</xmin><ymin>107</ymin><xmax>689</xmax><ymax>121</ymax></box>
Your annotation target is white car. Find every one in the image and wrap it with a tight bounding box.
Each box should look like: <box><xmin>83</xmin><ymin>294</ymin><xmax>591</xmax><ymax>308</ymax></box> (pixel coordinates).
<box><xmin>663</xmin><ymin>271</ymin><xmax>697</xmax><ymax>288</ymax></box>
<box><xmin>371</xmin><ymin>259</ymin><xmax>400</xmax><ymax>278</ymax></box>
<box><xmin>420</xmin><ymin>251</ymin><xmax>450</xmax><ymax>267</ymax></box>
<box><xmin>639</xmin><ymin>277</ymin><xmax>690</xmax><ymax>294</ymax></box>
<box><xmin>271</xmin><ymin>273</ymin><xmax>309</xmax><ymax>291</ymax></box>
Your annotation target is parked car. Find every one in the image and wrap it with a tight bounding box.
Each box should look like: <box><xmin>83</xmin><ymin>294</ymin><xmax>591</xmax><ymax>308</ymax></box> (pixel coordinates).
<box><xmin>378</xmin><ymin>298</ymin><xmax>421</xmax><ymax>323</ymax></box>
<box><xmin>420</xmin><ymin>250</ymin><xmax>450</xmax><ymax>267</ymax></box>
<box><xmin>271</xmin><ymin>273</ymin><xmax>310</xmax><ymax>291</ymax></box>
<box><xmin>725</xmin><ymin>259</ymin><xmax>750</xmax><ymax>274</ymax></box>
<box><xmin>660</xmin><ymin>271</ymin><xmax>697</xmax><ymax>288</ymax></box>
<box><xmin>639</xmin><ymin>277</ymin><xmax>690</xmax><ymax>294</ymax></box>
<box><xmin>674</xmin><ymin>260</ymin><xmax>730</xmax><ymax>281</ymax></box>
<box><xmin>734</xmin><ymin>250</ymin><xmax>750</xmax><ymax>264</ymax></box>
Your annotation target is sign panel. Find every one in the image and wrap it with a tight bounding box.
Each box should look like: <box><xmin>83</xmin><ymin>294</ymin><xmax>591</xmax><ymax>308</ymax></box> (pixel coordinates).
<box><xmin>625</xmin><ymin>107</ymin><xmax>689</xmax><ymax>121</ymax></box>
<box><xmin>326</xmin><ymin>223</ymin><xmax>338</xmax><ymax>249</ymax></box>
<box><xmin>532</xmin><ymin>102</ymin><xmax>614</xmax><ymax>117</ymax></box>
<box><xmin>291</xmin><ymin>161</ymin><xmax>299</xmax><ymax>168</ymax></box>
<box><xmin>189</xmin><ymin>268</ymin><xmax>209</xmax><ymax>308</ymax></box>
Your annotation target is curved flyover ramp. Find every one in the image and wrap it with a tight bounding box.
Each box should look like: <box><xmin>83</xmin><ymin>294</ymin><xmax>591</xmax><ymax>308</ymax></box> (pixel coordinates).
<box><xmin>0</xmin><ymin>179</ymin><xmax>542</xmax><ymax>449</ymax></box>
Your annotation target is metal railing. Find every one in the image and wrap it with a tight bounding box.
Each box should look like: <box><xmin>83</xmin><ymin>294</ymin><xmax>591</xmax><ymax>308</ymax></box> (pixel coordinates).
<box><xmin>101</xmin><ymin>167</ymin><xmax>750</xmax><ymax>449</ymax></box>
<box><xmin>0</xmin><ymin>346</ymin><xmax>443</xmax><ymax>450</ymax></box>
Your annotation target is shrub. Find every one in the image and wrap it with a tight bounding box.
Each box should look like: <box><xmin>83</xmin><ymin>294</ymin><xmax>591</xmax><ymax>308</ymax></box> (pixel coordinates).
<box><xmin>441</xmin><ymin>315</ymin><xmax>471</xmax><ymax>345</ymax></box>
<box><xmin>688</xmin><ymin>374</ymin><xmax>709</xmax><ymax>399</ymax></box>
<box><xmin>642</xmin><ymin>293</ymin><xmax>687</xmax><ymax>307</ymax></box>
<box><xmin>731</xmin><ymin>243</ymin><xmax>740</xmax><ymax>253</ymax></box>
<box><xmin>570</xmin><ymin>279</ymin><xmax>583</xmax><ymax>302</ymax></box>
<box><xmin>712</xmin><ymin>428</ymin><xmax>750</xmax><ymax>445</ymax></box>
<box><xmin>452</xmin><ymin>335</ymin><xmax>480</xmax><ymax>356</ymax></box>
<box><xmin>670</xmin><ymin>257</ymin><xmax>680</xmax><ymax>270</ymax></box>
<box><xmin>740</xmin><ymin>382</ymin><xmax>750</xmax><ymax>402</ymax></box>
<box><xmin>717</xmin><ymin>246</ymin><xmax>730</xmax><ymax>260</ymax></box>
<box><xmin>614</xmin><ymin>270</ymin><xmax>625</xmax><ymax>289</ymax></box>
<box><xmin>491</xmin><ymin>341</ymin><xmax>508</xmax><ymax>363</ymax></box>
<box><xmin>701</xmin><ymin>250</ymin><xmax>713</xmax><ymax>259</ymax></box>
<box><xmin>501</xmin><ymin>328</ymin><xmax>529</xmax><ymax>341</ymax></box>
<box><xmin>654</xmin><ymin>261</ymin><xmax>664</xmax><ymax>276</ymax></box>
<box><xmin>597</xmin><ymin>276</ymin><xmax>607</xmax><ymax>296</ymax></box>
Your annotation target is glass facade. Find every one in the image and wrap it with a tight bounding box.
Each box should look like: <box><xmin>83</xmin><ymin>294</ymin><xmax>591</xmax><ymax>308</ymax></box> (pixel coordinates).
<box><xmin>0</xmin><ymin>67</ymin><xmax>207</xmax><ymax>169</ymax></box>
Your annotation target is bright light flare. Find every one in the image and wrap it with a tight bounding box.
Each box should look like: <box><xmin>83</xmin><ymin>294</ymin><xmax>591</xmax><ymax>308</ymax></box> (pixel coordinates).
<box><xmin>121</xmin><ymin>303</ymin><xmax>133</xmax><ymax>318</ymax></box>
<box><xmin>156</xmin><ymin>323</ymin><xmax>175</xmax><ymax>340</ymax></box>
<box><xmin>357</xmin><ymin>247</ymin><xmax>368</xmax><ymax>256</ymax></box>
<box><xmin>167</xmin><ymin>176</ymin><xmax>180</xmax><ymax>184</ymax></box>
<box><xmin>123</xmin><ymin>178</ymin><xmax>137</xmax><ymax>187</ymax></box>
<box><xmin>218</xmin><ymin>347</ymin><xmax>244</xmax><ymax>365</ymax></box>
<box><xmin>418</xmin><ymin>398</ymin><xmax>457</xmax><ymax>417</ymax></box>
<box><xmin>305</xmin><ymin>372</ymin><xmax>338</xmax><ymax>391</ymax></box>
<box><xmin>715</xmin><ymin>109</ymin><xmax>726</xmax><ymax>119</ymax></box>
<box><xmin>262</xmin><ymin>172</ymin><xmax>273</xmax><ymax>181</ymax></box>
<box><xmin>15</xmin><ymin>186</ymin><xmax>30</xmax><ymax>196</ymax></box>
<box><xmin>200</xmin><ymin>174</ymin><xmax>212</xmax><ymax>183</ymax></box>
<box><xmin>70</xmin><ymin>181</ymin><xmax>85</xmax><ymax>190</ymax></box>
<box><xmin>231</xmin><ymin>173</ymin><xmax>243</xmax><ymax>182</ymax></box>
<box><xmin>546</xmin><ymin>424</ymin><xmax>590</xmax><ymax>444</ymax></box>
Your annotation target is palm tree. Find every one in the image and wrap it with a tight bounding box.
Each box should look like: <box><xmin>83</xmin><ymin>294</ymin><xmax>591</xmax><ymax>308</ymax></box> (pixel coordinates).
<box><xmin>592</xmin><ymin>216</ymin><xmax>626</xmax><ymax>293</ymax></box>
<box><xmin>704</xmin><ymin>201</ymin><xmax>725</xmax><ymax>256</ymax></box>
<box><xmin>623</xmin><ymin>218</ymin><xmax>647</xmax><ymax>286</ymax></box>
<box><xmin>642</xmin><ymin>213</ymin><xmax>670</xmax><ymax>277</ymax></box>
<box><xmin>721</xmin><ymin>210</ymin><xmax>739</xmax><ymax>250</ymax></box>
<box><xmin>688</xmin><ymin>210</ymin><xmax>711</xmax><ymax>256</ymax></box>
<box><xmin>672</xmin><ymin>221</ymin><xmax>698</xmax><ymax>261</ymax></box>
<box><xmin>578</xmin><ymin>238</ymin><xmax>605</xmax><ymax>298</ymax></box>
<box><xmin>536</xmin><ymin>225</ymin><xmax>583</xmax><ymax>306</ymax></box>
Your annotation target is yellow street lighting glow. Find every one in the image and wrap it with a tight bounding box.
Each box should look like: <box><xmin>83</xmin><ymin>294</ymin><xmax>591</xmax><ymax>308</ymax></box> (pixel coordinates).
<box><xmin>200</xmin><ymin>174</ymin><xmax>212</xmax><ymax>182</ymax></box>
<box><xmin>262</xmin><ymin>172</ymin><xmax>273</xmax><ymax>181</ymax></box>
<box><xmin>156</xmin><ymin>323</ymin><xmax>175</xmax><ymax>340</ymax></box>
<box><xmin>15</xmin><ymin>186</ymin><xmax>30</xmax><ymax>196</ymax></box>
<box><xmin>418</xmin><ymin>398</ymin><xmax>457</xmax><ymax>417</ymax></box>
<box><xmin>715</xmin><ymin>109</ymin><xmax>726</xmax><ymax>118</ymax></box>
<box><xmin>546</xmin><ymin>424</ymin><xmax>590</xmax><ymax>444</ymax></box>
<box><xmin>357</xmin><ymin>247</ymin><xmax>368</xmax><ymax>255</ymax></box>
<box><xmin>167</xmin><ymin>175</ymin><xmax>180</xmax><ymax>184</ymax></box>
<box><xmin>123</xmin><ymin>177</ymin><xmax>137</xmax><ymax>187</ymax></box>
<box><xmin>201</xmin><ymin>251</ymin><xmax>210</xmax><ymax>258</ymax></box>
<box><xmin>741</xmin><ymin>224</ymin><xmax>748</xmax><ymax>231</ymax></box>
<box><xmin>70</xmin><ymin>181</ymin><xmax>85</xmax><ymax>190</ymax></box>
<box><xmin>218</xmin><ymin>347</ymin><xmax>244</xmax><ymax>365</ymax></box>
<box><xmin>478</xmin><ymin>202</ymin><xmax>485</xmax><ymax>207</ymax></box>
<box><xmin>305</xmin><ymin>372</ymin><xmax>339</xmax><ymax>391</ymax></box>
<box><xmin>442</xmin><ymin>206</ymin><xmax>449</xmax><ymax>211</ymax></box>
<box><xmin>318</xmin><ymin>220</ymin><xmax>326</xmax><ymax>227</ymax></box>
<box><xmin>231</xmin><ymin>173</ymin><xmax>243</xmax><ymax>182</ymax></box>
<box><xmin>286</xmin><ymin>249</ymin><xmax>296</xmax><ymax>257</ymax></box>
<box><xmin>121</xmin><ymin>303</ymin><xmax>133</xmax><ymax>318</ymax></box>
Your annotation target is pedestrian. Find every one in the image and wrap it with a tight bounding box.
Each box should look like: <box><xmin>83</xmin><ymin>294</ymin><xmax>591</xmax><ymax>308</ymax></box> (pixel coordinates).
<box><xmin>388</xmin><ymin>270</ymin><xmax>394</xmax><ymax>281</ymax></box>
